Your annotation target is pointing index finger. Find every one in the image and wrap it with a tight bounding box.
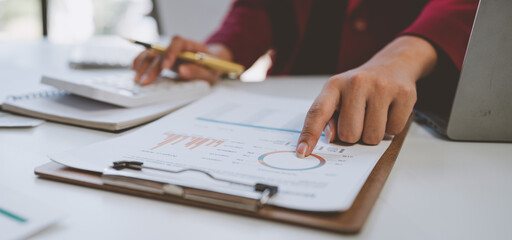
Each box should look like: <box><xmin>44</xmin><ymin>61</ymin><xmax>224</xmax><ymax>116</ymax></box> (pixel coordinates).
<box><xmin>296</xmin><ymin>81</ymin><xmax>340</xmax><ymax>158</ymax></box>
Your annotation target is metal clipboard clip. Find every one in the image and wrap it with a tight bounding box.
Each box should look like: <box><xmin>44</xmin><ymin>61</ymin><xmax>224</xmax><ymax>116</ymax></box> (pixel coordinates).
<box><xmin>102</xmin><ymin>161</ymin><xmax>278</xmax><ymax>212</ymax></box>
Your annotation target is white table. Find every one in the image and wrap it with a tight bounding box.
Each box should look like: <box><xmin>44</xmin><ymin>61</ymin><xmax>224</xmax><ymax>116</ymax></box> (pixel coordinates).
<box><xmin>1</xmin><ymin>39</ymin><xmax>511</xmax><ymax>240</ymax></box>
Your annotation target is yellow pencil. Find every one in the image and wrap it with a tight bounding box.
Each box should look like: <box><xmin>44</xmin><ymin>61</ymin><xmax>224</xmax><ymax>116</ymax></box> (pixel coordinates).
<box><xmin>124</xmin><ymin>37</ymin><xmax>245</xmax><ymax>78</ymax></box>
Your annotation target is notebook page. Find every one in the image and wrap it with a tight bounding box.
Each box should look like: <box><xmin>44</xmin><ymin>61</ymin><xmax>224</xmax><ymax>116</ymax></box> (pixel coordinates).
<box><xmin>0</xmin><ymin>111</ymin><xmax>44</xmax><ymax>127</ymax></box>
<box><xmin>2</xmin><ymin>91</ymin><xmax>197</xmax><ymax>130</ymax></box>
<box><xmin>49</xmin><ymin>88</ymin><xmax>392</xmax><ymax>212</ymax></box>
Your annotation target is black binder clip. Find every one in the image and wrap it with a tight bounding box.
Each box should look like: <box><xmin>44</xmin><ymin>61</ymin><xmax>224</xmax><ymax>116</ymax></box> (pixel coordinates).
<box><xmin>104</xmin><ymin>161</ymin><xmax>279</xmax><ymax>211</ymax></box>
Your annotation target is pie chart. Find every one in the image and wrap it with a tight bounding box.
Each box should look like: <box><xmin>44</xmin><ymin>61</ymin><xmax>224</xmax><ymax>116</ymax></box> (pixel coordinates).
<box><xmin>258</xmin><ymin>151</ymin><xmax>326</xmax><ymax>171</ymax></box>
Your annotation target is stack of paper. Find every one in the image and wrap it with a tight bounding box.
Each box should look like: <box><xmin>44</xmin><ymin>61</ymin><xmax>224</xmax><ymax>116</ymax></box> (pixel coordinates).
<box><xmin>49</xmin><ymin>88</ymin><xmax>392</xmax><ymax>212</ymax></box>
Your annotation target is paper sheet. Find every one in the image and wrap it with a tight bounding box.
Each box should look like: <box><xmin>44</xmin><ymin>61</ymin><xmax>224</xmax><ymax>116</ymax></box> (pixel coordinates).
<box><xmin>0</xmin><ymin>185</ymin><xmax>63</xmax><ymax>239</ymax></box>
<box><xmin>49</xmin><ymin>88</ymin><xmax>392</xmax><ymax>212</ymax></box>
<box><xmin>0</xmin><ymin>111</ymin><xmax>44</xmax><ymax>127</ymax></box>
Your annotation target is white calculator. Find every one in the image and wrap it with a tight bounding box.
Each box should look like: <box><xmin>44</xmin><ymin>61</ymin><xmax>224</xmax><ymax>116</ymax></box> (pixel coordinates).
<box><xmin>41</xmin><ymin>72</ymin><xmax>210</xmax><ymax>108</ymax></box>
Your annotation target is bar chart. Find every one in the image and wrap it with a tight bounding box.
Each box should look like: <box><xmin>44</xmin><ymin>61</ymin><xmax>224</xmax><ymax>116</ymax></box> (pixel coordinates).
<box><xmin>151</xmin><ymin>132</ymin><xmax>225</xmax><ymax>150</ymax></box>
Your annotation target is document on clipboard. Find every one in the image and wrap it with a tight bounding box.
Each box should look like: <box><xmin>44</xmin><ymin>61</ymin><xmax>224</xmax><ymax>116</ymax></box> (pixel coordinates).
<box><xmin>48</xmin><ymin>88</ymin><xmax>392</xmax><ymax>212</ymax></box>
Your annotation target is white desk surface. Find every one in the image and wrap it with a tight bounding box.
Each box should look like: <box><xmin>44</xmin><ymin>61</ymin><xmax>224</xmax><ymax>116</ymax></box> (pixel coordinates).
<box><xmin>1</xmin><ymin>39</ymin><xmax>511</xmax><ymax>240</ymax></box>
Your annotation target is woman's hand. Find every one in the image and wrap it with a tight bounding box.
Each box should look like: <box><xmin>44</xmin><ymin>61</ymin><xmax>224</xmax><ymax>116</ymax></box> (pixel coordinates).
<box><xmin>131</xmin><ymin>36</ymin><xmax>232</xmax><ymax>85</ymax></box>
<box><xmin>296</xmin><ymin>36</ymin><xmax>438</xmax><ymax>158</ymax></box>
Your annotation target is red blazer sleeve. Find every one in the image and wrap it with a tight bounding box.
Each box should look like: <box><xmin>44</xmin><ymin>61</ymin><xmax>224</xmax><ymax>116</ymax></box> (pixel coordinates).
<box><xmin>400</xmin><ymin>0</ymin><xmax>479</xmax><ymax>70</ymax></box>
<box><xmin>206</xmin><ymin>0</ymin><xmax>272</xmax><ymax>69</ymax></box>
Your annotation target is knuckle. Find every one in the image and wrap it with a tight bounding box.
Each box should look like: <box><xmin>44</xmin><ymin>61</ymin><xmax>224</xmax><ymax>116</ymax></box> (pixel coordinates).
<box><xmin>326</xmin><ymin>76</ymin><xmax>339</xmax><ymax>87</ymax></box>
<box><xmin>324</xmin><ymin>76</ymin><xmax>344</xmax><ymax>93</ymax></box>
<box><xmin>373</xmin><ymin>77</ymin><xmax>388</xmax><ymax>91</ymax></box>
<box><xmin>172</xmin><ymin>35</ymin><xmax>182</xmax><ymax>42</ymax></box>
<box><xmin>349</xmin><ymin>73</ymin><xmax>365</xmax><ymax>87</ymax></box>
<box><xmin>347</xmin><ymin>72</ymin><xmax>371</xmax><ymax>91</ymax></box>
<box><xmin>397</xmin><ymin>84</ymin><xmax>417</xmax><ymax>100</ymax></box>
<box><xmin>299</xmin><ymin>130</ymin><xmax>316</xmax><ymax>141</ymax></box>
<box><xmin>307</xmin><ymin>102</ymin><xmax>327</xmax><ymax>117</ymax></box>
<box><xmin>146</xmin><ymin>51</ymin><xmax>157</xmax><ymax>58</ymax></box>
<box><xmin>299</xmin><ymin>129</ymin><xmax>319</xmax><ymax>146</ymax></box>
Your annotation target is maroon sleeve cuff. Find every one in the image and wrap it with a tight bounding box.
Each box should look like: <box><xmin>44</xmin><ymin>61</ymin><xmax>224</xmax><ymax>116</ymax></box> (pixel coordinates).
<box><xmin>400</xmin><ymin>0</ymin><xmax>478</xmax><ymax>70</ymax></box>
<box><xmin>206</xmin><ymin>0</ymin><xmax>272</xmax><ymax>69</ymax></box>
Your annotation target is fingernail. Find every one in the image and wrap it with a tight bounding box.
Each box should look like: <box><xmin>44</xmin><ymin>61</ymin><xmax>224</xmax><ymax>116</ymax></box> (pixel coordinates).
<box><xmin>296</xmin><ymin>142</ymin><xmax>308</xmax><ymax>158</ymax></box>
<box><xmin>324</xmin><ymin>125</ymin><xmax>332</xmax><ymax>143</ymax></box>
<box><xmin>139</xmin><ymin>74</ymin><xmax>148</xmax><ymax>85</ymax></box>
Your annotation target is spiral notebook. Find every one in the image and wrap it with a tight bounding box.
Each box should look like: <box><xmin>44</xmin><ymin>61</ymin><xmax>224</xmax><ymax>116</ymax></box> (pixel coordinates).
<box><xmin>1</xmin><ymin>89</ymin><xmax>200</xmax><ymax>131</ymax></box>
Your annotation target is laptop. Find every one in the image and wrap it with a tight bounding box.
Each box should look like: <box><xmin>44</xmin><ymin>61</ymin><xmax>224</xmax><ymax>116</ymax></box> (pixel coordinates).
<box><xmin>414</xmin><ymin>0</ymin><xmax>512</xmax><ymax>142</ymax></box>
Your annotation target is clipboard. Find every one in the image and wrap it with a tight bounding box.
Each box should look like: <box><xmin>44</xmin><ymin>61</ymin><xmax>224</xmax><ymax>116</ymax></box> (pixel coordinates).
<box><xmin>34</xmin><ymin>118</ymin><xmax>412</xmax><ymax>234</ymax></box>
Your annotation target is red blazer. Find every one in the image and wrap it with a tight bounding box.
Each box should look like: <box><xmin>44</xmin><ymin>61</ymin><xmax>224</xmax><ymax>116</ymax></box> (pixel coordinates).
<box><xmin>206</xmin><ymin>0</ymin><xmax>478</xmax><ymax>75</ymax></box>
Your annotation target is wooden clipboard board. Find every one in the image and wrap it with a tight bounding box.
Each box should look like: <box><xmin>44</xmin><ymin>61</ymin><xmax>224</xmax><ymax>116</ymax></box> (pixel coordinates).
<box><xmin>34</xmin><ymin>119</ymin><xmax>411</xmax><ymax>234</ymax></box>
